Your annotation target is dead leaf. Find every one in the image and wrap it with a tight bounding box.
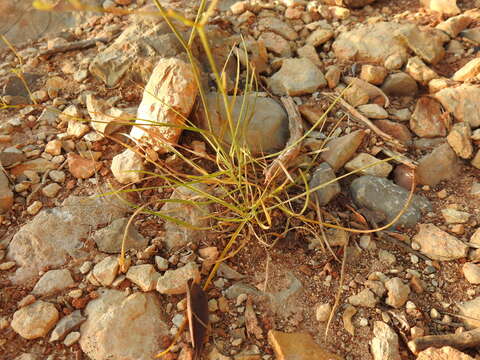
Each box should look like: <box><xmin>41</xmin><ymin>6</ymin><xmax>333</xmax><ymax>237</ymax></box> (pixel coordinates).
<box><xmin>186</xmin><ymin>279</ymin><xmax>209</xmax><ymax>360</ymax></box>
<box><xmin>343</xmin><ymin>304</ymin><xmax>357</xmax><ymax>336</ymax></box>
<box><xmin>245</xmin><ymin>297</ymin><xmax>263</xmax><ymax>340</ymax></box>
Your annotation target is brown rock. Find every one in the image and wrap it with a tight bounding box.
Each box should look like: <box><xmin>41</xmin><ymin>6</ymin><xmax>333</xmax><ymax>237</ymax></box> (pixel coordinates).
<box><xmin>67</xmin><ymin>153</ymin><xmax>102</xmax><ymax>179</ymax></box>
<box><xmin>258</xmin><ymin>32</ymin><xmax>292</xmax><ymax>57</ymax></box>
<box><xmin>381</xmin><ymin>72</ymin><xmax>418</xmax><ymax>97</ymax></box>
<box><xmin>452</xmin><ymin>58</ymin><xmax>480</xmax><ymax>82</ymax></box>
<box><xmin>321</xmin><ymin>130</ymin><xmax>365</xmax><ymax>171</ymax></box>
<box><xmin>417</xmin><ymin>346</ymin><xmax>474</xmax><ymax>360</ymax></box>
<box><xmin>257</xmin><ymin>17</ymin><xmax>298</xmax><ymax>41</ymax></box>
<box><xmin>416</xmin><ymin>143</ymin><xmax>460</xmax><ymax>186</ymax></box>
<box><xmin>45</xmin><ymin>140</ymin><xmax>62</xmax><ymax>156</ymax></box>
<box><xmin>410</xmin><ymin>97</ymin><xmax>449</xmax><ymax>138</ymax></box>
<box><xmin>0</xmin><ymin>170</ymin><xmax>13</xmax><ymax>214</ymax></box>
<box><xmin>306</xmin><ymin>28</ymin><xmax>334</xmax><ymax>47</ymax></box>
<box><xmin>406</xmin><ymin>57</ymin><xmax>438</xmax><ymax>84</ymax></box>
<box><xmin>436</xmin><ymin>14</ymin><xmax>472</xmax><ymax>37</ymax></box>
<box><xmin>373</xmin><ymin>120</ymin><xmax>412</xmax><ymax>145</ymax></box>
<box><xmin>413</xmin><ymin>223</ymin><xmax>468</xmax><ymax>261</ymax></box>
<box><xmin>447</xmin><ymin>122</ymin><xmax>473</xmax><ymax>159</ymax></box>
<box><xmin>435</xmin><ymin>84</ymin><xmax>480</xmax><ymax>128</ymax></box>
<box><xmin>325</xmin><ymin>66</ymin><xmax>341</xmax><ymax>89</ymax></box>
<box><xmin>297</xmin><ymin>45</ymin><xmax>323</xmax><ymax>68</ymax></box>
<box><xmin>472</xmin><ymin>150</ymin><xmax>480</xmax><ymax>169</ymax></box>
<box><xmin>395</xmin><ymin>24</ymin><xmax>446</xmax><ymax>64</ymax></box>
<box><xmin>360</xmin><ymin>64</ymin><xmax>388</xmax><ymax>85</ymax></box>
<box><xmin>11</xmin><ymin>301</ymin><xmax>59</xmax><ymax>339</ymax></box>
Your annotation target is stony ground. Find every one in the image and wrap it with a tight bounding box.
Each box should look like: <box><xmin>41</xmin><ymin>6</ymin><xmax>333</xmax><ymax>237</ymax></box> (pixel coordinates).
<box><xmin>1</xmin><ymin>0</ymin><xmax>480</xmax><ymax>359</ymax></box>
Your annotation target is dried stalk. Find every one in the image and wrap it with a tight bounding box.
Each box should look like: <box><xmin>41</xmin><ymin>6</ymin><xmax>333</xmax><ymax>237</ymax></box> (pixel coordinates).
<box><xmin>408</xmin><ymin>328</ymin><xmax>480</xmax><ymax>354</ymax></box>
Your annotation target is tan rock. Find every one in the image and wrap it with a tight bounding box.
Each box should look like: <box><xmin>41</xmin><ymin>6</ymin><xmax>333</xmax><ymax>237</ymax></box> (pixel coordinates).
<box><xmin>257</xmin><ymin>17</ymin><xmax>298</xmax><ymax>40</ymax></box>
<box><xmin>458</xmin><ymin>296</ymin><xmax>480</xmax><ymax>328</ymax></box>
<box><xmin>258</xmin><ymin>32</ymin><xmax>292</xmax><ymax>57</ymax></box>
<box><xmin>86</xmin><ymin>95</ymin><xmax>134</xmax><ymax>136</ymax></box>
<box><xmin>462</xmin><ymin>263</ymin><xmax>480</xmax><ymax>284</ymax></box>
<box><xmin>420</xmin><ymin>0</ymin><xmax>460</xmax><ymax>16</ymax></box>
<box><xmin>357</xmin><ymin>104</ymin><xmax>388</xmax><ymax>119</ymax></box>
<box><xmin>447</xmin><ymin>122</ymin><xmax>473</xmax><ymax>159</ymax></box>
<box><xmin>0</xmin><ymin>170</ymin><xmax>13</xmax><ymax>214</ymax></box>
<box><xmin>406</xmin><ymin>57</ymin><xmax>439</xmax><ymax>84</ymax></box>
<box><xmin>360</xmin><ymin>64</ymin><xmax>387</xmax><ymax>85</ymax></box>
<box><xmin>67</xmin><ymin>153</ymin><xmax>102</xmax><ymax>179</ymax></box>
<box><xmin>11</xmin><ymin>301</ymin><xmax>59</xmax><ymax>339</ymax></box>
<box><xmin>417</xmin><ymin>346</ymin><xmax>474</xmax><ymax>360</ymax></box>
<box><xmin>111</xmin><ymin>149</ymin><xmax>145</xmax><ymax>184</ymax></box>
<box><xmin>156</xmin><ymin>262</ymin><xmax>200</xmax><ymax>295</ymax></box>
<box><xmin>452</xmin><ymin>58</ymin><xmax>480</xmax><ymax>82</ymax></box>
<box><xmin>435</xmin><ymin>84</ymin><xmax>480</xmax><ymax>127</ymax></box>
<box><xmin>395</xmin><ymin>24</ymin><xmax>446</xmax><ymax>64</ymax></box>
<box><xmin>321</xmin><ymin>130</ymin><xmax>366</xmax><ymax>171</ymax></box>
<box><xmin>373</xmin><ymin>120</ymin><xmax>412</xmax><ymax>145</ymax></box>
<box><xmin>381</xmin><ymin>72</ymin><xmax>418</xmax><ymax>97</ymax></box>
<box><xmin>45</xmin><ymin>140</ymin><xmax>62</xmax><ymax>156</ymax></box>
<box><xmin>436</xmin><ymin>14</ymin><xmax>472</xmax><ymax>37</ymax></box>
<box><xmin>343</xmin><ymin>86</ymin><xmax>369</xmax><ymax>107</ymax></box>
<box><xmin>126</xmin><ymin>264</ymin><xmax>160</xmax><ymax>292</ymax></box>
<box><xmin>371</xmin><ymin>321</ymin><xmax>401</xmax><ymax>360</ymax></box>
<box><xmin>428</xmin><ymin>77</ymin><xmax>455</xmax><ymax>93</ymax></box>
<box><xmin>385</xmin><ymin>277</ymin><xmax>410</xmax><ymax>308</ymax></box>
<box><xmin>67</xmin><ymin>120</ymin><xmax>90</xmax><ymax>138</ymax></box>
<box><xmin>296</xmin><ymin>44</ymin><xmax>323</xmax><ymax>68</ymax></box>
<box><xmin>345</xmin><ymin>153</ymin><xmax>393</xmax><ymax>177</ymax></box>
<box><xmin>413</xmin><ymin>223</ymin><xmax>468</xmax><ymax>261</ymax></box>
<box><xmin>306</xmin><ymin>28</ymin><xmax>334</xmax><ymax>47</ymax></box>
<box><xmin>410</xmin><ymin>97</ymin><xmax>449</xmax><ymax>138</ymax></box>
<box><xmin>325</xmin><ymin>66</ymin><xmax>341</xmax><ymax>89</ymax></box>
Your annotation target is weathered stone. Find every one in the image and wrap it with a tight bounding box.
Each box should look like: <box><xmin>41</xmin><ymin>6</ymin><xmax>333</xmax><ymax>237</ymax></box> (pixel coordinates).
<box><xmin>395</xmin><ymin>24</ymin><xmax>446</xmax><ymax>64</ymax></box>
<box><xmin>315</xmin><ymin>303</ymin><xmax>332</xmax><ymax>322</ymax></box>
<box><xmin>268</xmin><ymin>58</ymin><xmax>326</xmax><ymax>96</ymax></box>
<box><xmin>458</xmin><ymin>296</ymin><xmax>480</xmax><ymax>328</ymax></box>
<box><xmin>297</xmin><ymin>44</ymin><xmax>323</xmax><ymax>68</ymax></box>
<box><xmin>462</xmin><ymin>27</ymin><xmax>480</xmax><ymax>44</ymax></box>
<box><xmin>452</xmin><ymin>58</ymin><xmax>480</xmax><ymax>82</ymax></box>
<box><xmin>258</xmin><ymin>32</ymin><xmax>291</xmax><ymax>57</ymax></box>
<box><xmin>267</xmin><ymin>330</ymin><xmax>342</xmax><ymax>360</ymax></box>
<box><xmin>111</xmin><ymin>149</ymin><xmax>145</xmax><ymax>184</ymax></box>
<box><xmin>67</xmin><ymin>120</ymin><xmax>90</xmax><ymax>138</ymax></box>
<box><xmin>473</xmin><ymin>150</ymin><xmax>480</xmax><ymax>169</ymax></box>
<box><xmin>325</xmin><ymin>66</ymin><xmax>341</xmax><ymax>89</ymax></box>
<box><xmin>306</xmin><ymin>28</ymin><xmax>334</xmax><ymax>47</ymax></box>
<box><xmin>92</xmin><ymin>256</ymin><xmax>119</xmax><ymax>287</ymax></box>
<box><xmin>42</xmin><ymin>183</ymin><xmax>62</xmax><ymax>198</ymax></box>
<box><xmin>321</xmin><ymin>130</ymin><xmax>365</xmax><ymax>171</ymax></box>
<box><xmin>373</xmin><ymin>120</ymin><xmax>412</xmax><ymax>145</ymax></box>
<box><xmin>385</xmin><ymin>277</ymin><xmax>410</xmax><ymax>308</ymax></box>
<box><xmin>410</xmin><ymin>97</ymin><xmax>449</xmax><ymax>138</ymax></box>
<box><xmin>350</xmin><ymin>176</ymin><xmax>431</xmax><ymax>228</ymax></box>
<box><xmin>447</xmin><ymin>123</ymin><xmax>473</xmax><ymax>159</ymax></box>
<box><xmin>67</xmin><ymin>153</ymin><xmax>102</xmax><ymax>179</ymax></box>
<box><xmin>257</xmin><ymin>17</ymin><xmax>298</xmax><ymax>40</ymax></box>
<box><xmin>7</xmin><ymin>194</ymin><xmax>127</xmax><ymax>283</ymax></box>
<box><xmin>156</xmin><ymin>262</ymin><xmax>200</xmax><ymax>295</ymax></box>
<box><xmin>435</xmin><ymin>85</ymin><xmax>480</xmax><ymax>127</ymax></box>
<box><xmin>416</xmin><ymin>143</ymin><xmax>460</xmax><ymax>186</ymax></box>
<box><xmin>86</xmin><ymin>94</ymin><xmax>134</xmax><ymax>135</ymax></box>
<box><xmin>348</xmin><ymin>288</ymin><xmax>378</xmax><ymax>308</ymax></box>
<box><xmin>381</xmin><ymin>72</ymin><xmax>418</xmax><ymax>97</ymax></box>
<box><xmin>308</xmin><ymin>163</ymin><xmax>341</xmax><ymax>206</ymax></box>
<box><xmin>63</xmin><ymin>331</ymin><xmax>80</xmax><ymax>346</ymax></box>
<box><xmin>50</xmin><ymin>310</ymin><xmax>86</xmax><ymax>342</ymax></box>
<box><xmin>360</xmin><ymin>64</ymin><xmax>387</xmax><ymax>85</ymax></box>
<box><xmin>406</xmin><ymin>57</ymin><xmax>439</xmax><ymax>84</ymax></box>
<box><xmin>80</xmin><ymin>289</ymin><xmax>168</xmax><ymax>360</ymax></box>
<box><xmin>417</xmin><ymin>346</ymin><xmax>474</xmax><ymax>360</ymax></box>
<box><xmin>0</xmin><ymin>169</ymin><xmax>13</xmax><ymax>214</ymax></box>
<box><xmin>10</xmin><ymin>158</ymin><xmax>56</xmax><ymax>177</ymax></box>
<box><xmin>196</xmin><ymin>93</ymin><xmax>288</xmax><ymax>154</ymax></box>
<box><xmin>343</xmin><ymin>86</ymin><xmax>369</xmax><ymax>107</ymax></box>
<box><xmin>93</xmin><ymin>217</ymin><xmax>148</xmax><ymax>254</ymax></box>
<box><xmin>0</xmin><ymin>148</ymin><xmax>26</xmax><ymax>167</ymax></box>
<box><xmin>441</xmin><ymin>208</ymin><xmax>471</xmax><ymax>224</ymax></box>
<box><xmin>462</xmin><ymin>263</ymin><xmax>480</xmax><ymax>284</ymax></box>
<box><xmin>413</xmin><ymin>224</ymin><xmax>468</xmax><ymax>261</ymax></box>
<box><xmin>420</xmin><ymin>0</ymin><xmax>460</xmax><ymax>16</ymax></box>
<box><xmin>126</xmin><ymin>264</ymin><xmax>160</xmax><ymax>292</ymax></box>
<box><xmin>32</xmin><ymin>269</ymin><xmax>74</xmax><ymax>296</ymax></box>
<box><xmin>11</xmin><ymin>301</ymin><xmax>59</xmax><ymax>339</ymax></box>
<box><xmin>357</xmin><ymin>104</ymin><xmax>388</xmax><ymax>119</ymax></box>
<box><xmin>345</xmin><ymin>153</ymin><xmax>392</xmax><ymax>177</ymax></box>
<box><xmin>437</xmin><ymin>15</ymin><xmax>472</xmax><ymax>37</ymax></box>
<box><xmin>371</xmin><ymin>321</ymin><xmax>401</xmax><ymax>360</ymax></box>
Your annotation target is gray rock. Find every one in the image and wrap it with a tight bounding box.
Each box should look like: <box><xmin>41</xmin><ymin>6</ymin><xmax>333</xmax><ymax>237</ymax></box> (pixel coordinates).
<box><xmin>412</xmin><ymin>224</ymin><xmax>468</xmax><ymax>261</ymax></box>
<box><xmin>63</xmin><ymin>331</ymin><xmax>81</xmax><ymax>346</ymax></box>
<box><xmin>32</xmin><ymin>269</ymin><xmax>74</xmax><ymax>296</ymax></box>
<box><xmin>321</xmin><ymin>130</ymin><xmax>366</xmax><ymax>171</ymax></box>
<box><xmin>350</xmin><ymin>176</ymin><xmax>431</xmax><ymax>228</ymax></box>
<box><xmin>458</xmin><ymin>296</ymin><xmax>480</xmax><ymax>328</ymax></box>
<box><xmin>156</xmin><ymin>262</ymin><xmax>200</xmax><ymax>295</ymax></box>
<box><xmin>357</xmin><ymin>104</ymin><xmax>388</xmax><ymax>119</ymax></box>
<box><xmin>385</xmin><ymin>277</ymin><xmax>410</xmax><ymax>308</ymax></box>
<box><xmin>217</xmin><ymin>263</ymin><xmax>245</xmax><ymax>280</ymax></box>
<box><xmin>225</xmin><ymin>283</ymin><xmax>263</xmax><ymax>300</ymax></box>
<box><xmin>80</xmin><ymin>289</ymin><xmax>168</xmax><ymax>360</ymax></box>
<box><xmin>416</xmin><ymin>143</ymin><xmax>460</xmax><ymax>186</ymax></box>
<box><xmin>371</xmin><ymin>321</ymin><xmax>401</xmax><ymax>360</ymax></box>
<box><xmin>348</xmin><ymin>288</ymin><xmax>378</xmax><ymax>308</ymax></box>
<box><xmin>196</xmin><ymin>93</ymin><xmax>288</xmax><ymax>154</ymax></box>
<box><xmin>11</xmin><ymin>301</ymin><xmax>59</xmax><ymax>339</ymax></box>
<box><xmin>381</xmin><ymin>72</ymin><xmax>418</xmax><ymax>97</ymax></box>
<box><xmin>49</xmin><ymin>310</ymin><xmax>86</xmax><ymax>342</ymax></box>
<box><xmin>308</xmin><ymin>163</ymin><xmax>341</xmax><ymax>206</ymax></box>
<box><xmin>93</xmin><ymin>217</ymin><xmax>148</xmax><ymax>254</ymax></box>
<box><xmin>7</xmin><ymin>194</ymin><xmax>128</xmax><ymax>284</ymax></box>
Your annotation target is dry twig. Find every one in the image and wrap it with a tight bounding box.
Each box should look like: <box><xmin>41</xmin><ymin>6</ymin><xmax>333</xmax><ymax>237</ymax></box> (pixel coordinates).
<box><xmin>39</xmin><ymin>37</ymin><xmax>116</xmax><ymax>57</ymax></box>
<box><xmin>408</xmin><ymin>328</ymin><xmax>480</xmax><ymax>354</ymax></box>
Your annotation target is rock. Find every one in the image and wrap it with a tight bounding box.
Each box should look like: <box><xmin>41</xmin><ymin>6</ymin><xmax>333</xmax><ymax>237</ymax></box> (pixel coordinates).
<box><xmin>416</xmin><ymin>143</ymin><xmax>460</xmax><ymax>186</ymax></box>
<box><xmin>342</xmin><ymin>0</ymin><xmax>377</xmax><ymax>7</ymax></box>
<box><xmin>348</xmin><ymin>288</ymin><xmax>378</xmax><ymax>308</ymax></box>
<box><xmin>86</xmin><ymin>94</ymin><xmax>134</xmax><ymax>135</ymax></box>
<box><xmin>45</xmin><ymin>140</ymin><xmax>62</xmax><ymax>156</ymax></box>
<box><xmin>435</xmin><ymin>85</ymin><xmax>480</xmax><ymax>127</ymax></box>
<box><xmin>0</xmin><ymin>148</ymin><xmax>26</xmax><ymax>167</ymax></box>
<box><xmin>130</xmin><ymin>58</ymin><xmax>198</xmax><ymax>152</ymax></box>
<box><xmin>92</xmin><ymin>256</ymin><xmax>119</xmax><ymax>287</ymax></box>
<box><xmin>126</xmin><ymin>264</ymin><xmax>160</xmax><ymax>292</ymax></box>
<box><xmin>162</xmin><ymin>183</ymin><xmax>211</xmax><ymax>250</ymax></box>
<box><xmin>10</xmin><ymin>158</ymin><xmax>56</xmax><ymax>177</ymax></box>
<box><xmin>473</xmin><ymin>150</ymin><xmax>480</xmax><ymax>169</ymax></box>
<box><xmin>67</xmin><ymin>120</ymin><xmax>90</xmax><ymax>138</ymax></box>
<box><xmin>412</xmin><ymin>224</ymin><xmax>468</xmax><ymax>261</ymax></box>
<box><xmin>0</xmin><ymin>169</ymin><xmax>13</xmax><ymax>213</ymax></box>
<box><xmin>420</xmin><ymin>0</ymin><xmax>460</xmax><ymax>16</ymax></box>
<box><xmin>371</xmin><ymin>321</ymin><xmax>401</xmax><ymax>360</ymax></box>
<box><xmin>342</xmin><ymin>304</ymin><xmax>357</xmax><ymax>336</ymax></box>
<box><xmin>333</xmin><ymin>22</ymin><xmax>409</xmax><ymax>66</ymax></box>
<box><xmin>156</xmin><ymin>262</ymin><xmax>200</xmax><ymax>295</ymax></box>
<box><xmin>306</xmin><ymin>28</ymin><xmax>334</xmax><ymax>47</ymax></box>
<box><xmin>258</xmin><ymin>32</ymin><xmax>292</xmax><ymax>57</ymax></box>
<box><xmin>325</xmin><ymin>66</ymin><xmax>342</xmax><ymax>89</ymax></box>
<box><xmin>357</xmin><ymin>104</ymin><xmax>388</xmax><ymax>119</ymax></box>
<box><xmin>343</xmin><ymin>86</ymin><xmax>370</xmax><ymax>107</ymax></box>
<box><xmin>297</xmin><ymin>44</ymin><xmax>323</xmax><ymax>68</ymax></box>
<box><xmin>373</xmin><ymin>120</ymin><xmax>412</xmax><ymax>145</ymax></box>
<box><xmin>472</xmin><ymin>228</ymin><xmax>480</xmax><ymax>244</ymax></box>
<box><xmin>350</xmin><ymin>176</ymin><xmax>431</xmax><ymax>228</ymax></box>
<box><xmin>471</xmin><ymin>183</ymin><xmax>480</xmax><ymax>197</ymax></box>
<box><xmin>462</xmin><ymin>27</ymin><xmax>480</xmax><ymax>44</ymax></box>
<box><xmin>378</xmin><ymin>250</ymin><xmax>396</xmax><ymax>265</ymax></box>
<box><xmin>80</xmin><ymin>289</ymin><xmax>168</xmax><ymax>360</ymax></box>
<box><xmin>360</xmin><ymin>65</ymin><xmax>388</xmax><ymax>85</ymax></box>
<box><xmin>111</xmin><ymin>149</ymin><xmax>145</xmax><ymax>184</ymax></box>
<box><xmin>267</xmin><ymin>330</ymin><xmax>342</xmax><ymax>360</ymax></box>
<box><xmin>67</xmin><ymin>153</ymin><xmax>102</xmax><ymax>179</ymax></box>
<box><xmin>308</xmin><ymin>163</ymin><xmax>341</xmax><ymax>206</ymax></box>
<box><xmin>257</xmin><ymin>17</ymin><xmax>298</xmax><ymax>41</ymax></box>
<box><xmin>50</xmin><ymin>310</ymin><xmax>86</xmax><ymax>342</ymax></box>
<box><xmin>458</xmin><ymin>296</ymin><xmax>480</xmax><ymax>328</ymax></box>
<box><xmin>395</xmin><ymin>24</ymin><xmax>446</xmax><ymax>64</ymax></box>
<box><xmin>225</xmin><ymin>282</ymin><xmax>262</xmax><ymax>300</ymax></box>
<box><xmin>385</xmin><ymin>277</ymin><xmax>410</xmax><ymax>308</ymax></box>
<box><xmin>410</xmin><ymin>97</ymin><xmax>449</xmax><ymax>138</ymax></box>
<box><xmin>406</xmin><ymin>57</ymin><xmax>439</xmax><ymax>84</ymax></box>
<box><xmin>32</xmin><ymin>269</ymin><xmax>74</xmax><ymax>296</ymax></box>
<box><xmin>8</xmin><ymin>194</ymin><xmax>127</xmax><ymax>284</ymax></box>
<box><xmin>429</xmin><ymin>77</ymin><xmax>458</xmax><ymax>93</ymax></box>
<box><xmin>26</xmin><ymin>201</ymin><xmax>43</xmax><ymax>216</ymax></box>
<box><xmin>11</xmin><ymin>301</ymin><xmax>59</xmax><ymax>339</ymax></box>
<box><xmin>344</xmin><ymin>77</ymin><xmax>390</xmax><ymax>107</ymax></box>
<box><xmin>345</xmin><ymin>153</ymin><xmax>393</xmax><ymax>178</ymax></box>
<box><xmin>315</xmin><ymin>303</ymin><xmax>332</xmax><ymax>322</ymax></box>
<box><xmin>42</xmin><ymin>183</ymin><xmax>62</xmax><ymax>198</ymax></box>
<box><xmin>437</xmin><ymin>15</ymin><xmax>472</xmax><ymax>37</ymax></box>
<box><xmin>381</xmin><ymin>72</ymin><xmax>418</xmax><ymax>97</ymax></box>
<box><xmin>196</xmin><ymin>93</ymin><xmax>288</xmax><ymax>154</ymax></box>
<box><xmin>417</xmin><ymin>346</ymin><xmax>474</xmax><ymax>360</ymax></box>
<box><xmin>14</xmin><ymin>354</ymin><xmax>38</xmax><ymax>360</ymax></box>
<box><xmin>321</xmin><ymin>130</ymin><xmax>365</xmax><ymax>171</ymax></box>
<box><xmin>268</xmin><ymin>58</ymin><xmax>326</xmax><ymax>96</ymax></box>
<box><xmin>63</xmin><ymin>331</ymin><xmax>81</xmax><ymax>346</ymax></box>
<box><xmin>462</xmin><ymin>263</ymin><xmax>480</xmax><ymax>284</ymax></box>
<box><xmin>93</xmin><ymin>217</ymin><xmax>148</xmax><ymax>254</ymax></box>
<box><xmin>441</xmin><ymin>208</ymin><xmax>471</xmax><ymax>224</ymax></box>
<box><xmin>452</xmin><ymin>58</ymin><xmax>480</xmax><ymax>82</ymax></box>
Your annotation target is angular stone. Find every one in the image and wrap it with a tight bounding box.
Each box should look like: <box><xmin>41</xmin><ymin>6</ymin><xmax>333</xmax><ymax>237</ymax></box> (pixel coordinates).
<box><xmin>345</xmin><ymin>153</ymin><xmax>392</xmax><ymax>178</ymax></box>
<box><xmin>0</xmin><ymin>170</ymin><xmax>13</xmax><ymax>214</ymax></box>
<box><xmin>371</xmin><ymin>322</ymin><xmax>401</xmax><ymax>360</ymax></box>
<box><xmin>420</xmin><ymin>0</ymin><xmax>460</xmax><ymax>16</ymax></box>
<box><xmin>417</xmin><ymin>346</ymin><xmax>474</xmax><ymax>360</ymax></box>
<box><xmin>93</xmin><ymin>217</ymin><xmax>148</xmax><ymax>254</ymax></box>
<box><xmin>0</xmin><ymin>149</ymin><xmax>26</xmax><ymax>167</ymax></box>
<box><xmin>357</xmin><ymin>104</ymin><xmax>388</xmax><ymax>119</ymax></box>
<box><xmin>373</xmin><ymin>120</ymin><xmax>412</xmax><ymax>146</ymax></box>
<box><xmin>360</xmin><ymin>64</ymin><xmax>387</xmax><ymax>85</ymax></box>
<box><xmin>80</xmin><ymin>289</ymin><xmax>168</xmax><ymax>360</ymax></box>
<box><xmin>92</xmin><ymin>256</ymin><xmax>119</xmax><ymax>287</ymax></box>
<box><xmin>86</xmin><ymin>95</ymin><xmax>134</xmax><ymax>135</ymax></box>
<box><xmin>126</xmin><ymin>264</ymin><xmax>160</xmax><ymax>292</ymax></box>
<box><xmin>11</xmin><ymin>301</ymin><xmax>59</xmax><ymax>339</ymax></box>
<box><xmin>381</xmin><ymin>72</ymin><xmax>418</xmax><ymax>97</ymax></box>
<box><xmin>343</xmin><ymin>86</ymin><xmax>369</xmax><ymax>107</ymax></box>
<box><xmin>42</xmin><ymin>183</ymin><xmax>62</xmax><ymax>198</ymax></box>
<box><xmin>297</xmin><ymin>44</ymin><xmax>323</xmax><ymax>68</ymax></box>
<box><xmin>350</xmin><ymin>176</ymin><xmax>431</xmax><ymax>228</ymax></box>
<box><xmin>462</xmin><ymin>263</ymin><xmax>480</xmax><ymax>284</ymax></box>
<box><xmin>395</xmin><ymin>24</ymin><xmax>446</xmax><ymax>64</ymax></box>
<box><xmin>410</xmin><ymin>97</ymin><xmax>448</xmax><ymax>138</ymax></box>
<box><xmin>267</xmin><ymin>330</ymin><xmax>342</xmax><ymax>360</ymax></box>
<box><xmin>321</xmin><ymin>130</ymin><xmax>365</xmax><ymax>171</ymax></box>
<box><xmin>111</xmin><ymin>149</ymin><xmax>145</xmax><ymax>184</ymax></box>
<box><xmin>462</xmin><ymin>27</ymin><xmax>480</xmax><ymax>44</ymax></box>
<box><xmin>10</xmin><ymin>158</ymin><xmax>56</xmax><ymax>177</ymax></box>
<box><xmin>306</xmin><ymin>28</ymin><xmax>334</xmax><ymax>47</ymax></box>
<box><xmin>458</xmin><ymin>296</ymin><xmax>480</xmax><ymax>328</ymax></box>
<box><xmin>268</xmin><ymin>58</ymin><xmax>326</xmax><ymax>96</ymax></box>
<box><xmin>32</xmin><ymin>269</ymin><xmax>74</xmax><ymax>296</ymax></box>
<box><xmin>50</xmin><ymin>310</ymin><xmax>86</xmax><ymax>342</ymax></box>
<box><xmin>437</xmin><ymin>15</ymin><xmax>472</xmax><ymax>37</ymax></box>
<box><xmin>473</xmin><ymin>150</ymin><xmax>480</xmax><ymax>169</ymax></box>
<box><xmin>348</xmin><ymin>288</ymin><xmax>378</xmax><ymax>308</ymax></box>
<box><xmin>413</xmin><ymin>224</ymin><xmax>468</xmax><ymax>261</ymax></box>
<box><xmin>325</xmin><ymin>66</ymin><xmax>341</xmax><ymax>89</ymax></box>
<box><xmin>67</xmin><ymin>153</ymin><xmax>102</xmax><ymax>179</ymax></box>
<box><xmin>435</xmin><ymin>84</ymin><xmax>480</xmax><ymax>127</ymax></box>
<box><xmin>441</xmin><ymin>208</ymin><xmax>471</xmax><ymax>224</ymax></box>
<box><xmin>447</xmin><ymin>123</ymin><xmax>473</xmax><ymax>159</ymax></box>
<box><xmin>406</xmin><ymin>57</ymin><xmax>439</xmax><ymax>84</ymax></box>
<box><xmin>7</xmin><ymin>194</ymin><xmax>127</xmax><ymax>284</ymax></box>
<box><xmin>196</xmin><ymin>93</ymin><xmax>288</xmax><ymax>154</ymax></box>
<box><xmin>67</xmin><ymin>120</ymin><xmax>90</xmax><ymax>138</ymax></box>
<box><xmin>308</xmin><ymin>163</ymin><xmax>341</xmax><ymax>206</ymax></box>
<box><xmin>257</xmin><ymin>17</ymin><xmax>298</xmax><ymax>40</ymax></box>
<box><xmin>452</xmin><ymin>58</ymin><xmax>480</xmax><ymax>82</ymax></box>
<box><xmin>385</xmin><ymin>277</ymin><xmax>410</xmax><ymax>308</ymax></box>
<box><xmin>156</xmin><ymin>262</ymin><xmax>200</xmax><ymax>295</ymax></box>
<box><xmin>258</xmin><ymin>32</ymin><xmax>291</xmax><ymax>57</ymax></box>
<box><xmin>416</xmin><ymin>143</ymin><xmax>460</xmax><ymax>186</ymax></box>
